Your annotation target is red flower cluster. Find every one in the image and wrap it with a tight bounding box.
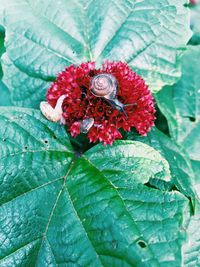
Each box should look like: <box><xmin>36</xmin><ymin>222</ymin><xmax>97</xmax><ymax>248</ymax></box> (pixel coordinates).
<box><xmin>190</xmin><ymin>0</ymin><xmax>197</xmax><ymax>4</ymax></box>
<box><xmin>47</xmin><ymin>61</ymin><xmax>155</xmax><ymax>145</ymax></box>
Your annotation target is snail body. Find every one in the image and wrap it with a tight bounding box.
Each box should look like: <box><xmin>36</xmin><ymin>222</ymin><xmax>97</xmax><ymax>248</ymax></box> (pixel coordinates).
<box><xmin>40</xmin><ymin>93</ymin><xmax>94</xmax><ymax>133</ymax></box>
<box><xmin>40</xmin><ymin>95</ymin><xmax>66</xmax><ymax>122</ymax></box>
<box><xmin>90</xmin><ymin>74</ymin><xmax>136</xmax><ymax>116</ymax></box>
<box><xmin>80</xmin><ymin>118</ymin><xmax>94</xmax><ymax>133</ymax></box>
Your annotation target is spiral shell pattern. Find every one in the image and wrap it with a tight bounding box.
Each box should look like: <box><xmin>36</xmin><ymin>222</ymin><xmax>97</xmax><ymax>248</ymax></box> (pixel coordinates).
<box><xmin>90</xmin><ymin>74</ymin><xmax>118</xmax><ymax>99</ymax></box>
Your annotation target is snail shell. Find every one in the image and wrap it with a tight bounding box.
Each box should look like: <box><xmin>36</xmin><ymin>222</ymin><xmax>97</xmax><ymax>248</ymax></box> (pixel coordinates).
<box><xmin>90</xmin><ymin>74</ymin><xmax>118</xmax><ymax>100</ymax></box>
<box><xmin>40</xmin><ymin>95</ymin><xmax>66</xmax><ymax>122</ymax></box>
<box><xmin>80</xmin><ymin>118</ymin><xmax>94</xmax><ymax>133</ymax></box>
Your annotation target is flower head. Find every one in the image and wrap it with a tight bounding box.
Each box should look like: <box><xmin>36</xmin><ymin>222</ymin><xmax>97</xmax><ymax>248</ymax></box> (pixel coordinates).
<box><xmin>46</xmin><ymin>61</ymin><xmax>156</xmax><ymax>145</ymax></box>
<box><xmin>190</xmin><ymin>0</ymin><xmax>197</xmax><ymax>5</ymax></box>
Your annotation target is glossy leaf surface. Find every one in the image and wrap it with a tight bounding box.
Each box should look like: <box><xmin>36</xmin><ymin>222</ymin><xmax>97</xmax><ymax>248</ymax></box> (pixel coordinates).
<box><xmin>0</xmin><ymin>108</ymin><xmax>191</xmax><ymax>266</ymax></box>
<box><xmin>0</xmin><ymin>0</ymin><xmax>191</xmax><ymax>107</ymax></box>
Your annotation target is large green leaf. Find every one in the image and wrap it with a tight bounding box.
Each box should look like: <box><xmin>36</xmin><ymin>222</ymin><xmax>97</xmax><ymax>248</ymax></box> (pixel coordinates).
<box><xmin>156</xmin><ymin>46</ymin><xmax>200</xmax><ymax>159</ymax></box>
<box><xmin>189</xmin><ymin>2</ymin><xmax>200</xmax><ymax>45</ymax></box>
<box><xmin>126</xmin><ymin>128</ymin><xmax>198</xmax><ymax>201</ymax></box>
<box><xmin>182</xmin><ymin>162</ymin><xmax>200</xmax><ymax>266</ymax></box>
<box><xmin>0</xmin><ymin>81</ymin><xmax>12</xmax><ymax>106</ymax></box>
<box><xmin>183</xmin><ymin>211</ymin><xmax>200</xmax><ymax>267</ymax></box>
<box><xmin>0</xmin><ymin>107</ymin><xmax>191</xmax><ymax>266</ymax></box>
<box><xmin>85</xmin><ymin>140</ymin><xmax>171</xmax><ymax>185</ymax></box>
<box><xmin>155</xmin><ymin>46</ymin><xmax>200</xmax><ymax>265</ymax></box>
<box><xmin>0</xmin><ymin>108</ymin><xmax>73</xmax><ymax>204</ymax></box>
<box><xmin>156</xmin><ymin>46</ymin><xmax>200</xmax><ymax>171</ymax></box>
<box><xmin>0</xmin><ymin>26</ymin><xmax>12</xmax><ymax>106</ymax></box>
<box><xmin>0</xmin><ymin>26</ymin><xmax>5</xmax><ymax>78</ymax></box>
<box><xmin>0</xmin><ymin>0</ymin><xmax>191</xmax><ymax>108</ymax></box>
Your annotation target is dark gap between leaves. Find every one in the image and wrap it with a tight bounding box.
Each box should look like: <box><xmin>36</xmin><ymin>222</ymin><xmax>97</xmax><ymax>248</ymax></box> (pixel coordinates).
<box><xmin>155</xmin><ymin>104</ymin><xmax>170</xmax><ymax>136</ymax></box>
<box><xmin>146</xmin><ymin>183</ymin><xmax>195</xmax><ymax>216</ymax></box>
<box><xmin>137</xmin><ymin>240</ymin><xmax>147</xmax><ymax>249</ymax></box>
<box><xmin>144</xmin><ymin>181</ymin><xmax>179</xmax><ymax>193</ymax></box>
<box><xmin>189</xmin><ymin>117</ymin><xmax>196</xmax><ymax>122</ymax></box>
<box><xmin>144</xmin><ymin>182</ymin><xmax>158</xmax><ymax>190</ymax></box>
<box><xmin>168</xmin><ymin>185</ymin><xmax>180</xmax><ymax>192</ymax></box>
<box><xmin>184</xmin><ymin>3</ymin><xmax>195</xmax><ymax>7</ymax></box>
<box><xmin>182</xmin><ymin>116</ymin><xmax>196</xmax><ymax>122</ymax></box>
<box><xmin>188</xmin><ymin>197</ymin><xmax>195</xmax><ymax>216</ymax></box>
<box><xmin>163</xmin><ymin>185</ymin><xmax>195</xmax><ymax>216</ymax></box>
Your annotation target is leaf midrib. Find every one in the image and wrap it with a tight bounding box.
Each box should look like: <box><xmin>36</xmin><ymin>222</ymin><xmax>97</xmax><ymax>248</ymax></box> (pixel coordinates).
<box><xmin>81</xmin><ymin>155</ymin><xmax>160</xmax><ymax>265</ymax></box>
<box><xmin>0</xmin><ymin>177</ymin><xmax>64</xmax><ymax>209</ymax></box>
<box><xmin>34</xmin><ymin>159</ymin><xmax>104</xmax><ymax>267</ymax></box>
<box><xmin>6</xmin><ymin>160</ymin><xmax>74</xmax><ymax>267</ymax></box>
<box><xmin>0</xmin><ymin>238</ymin><xmax>41</xmax><ymax>263</ymax></box>
<box><xmin>64</xmin><ymin>186</ymin><xmax>103</xmax><ymax>267</ymax></box>
<box><xmin>0</xmin><ymin>149</ymin><xmax>71</xmax><ymax>161</ymax></box>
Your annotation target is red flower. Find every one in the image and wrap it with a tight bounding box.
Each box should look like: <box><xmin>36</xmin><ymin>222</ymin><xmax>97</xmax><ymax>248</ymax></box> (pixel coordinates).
<box><xmin>47</xmin><ymin>61</ymin><xmax>156</xmax><ymax>145</ymax></box>
<box><xmin>70</xmin><ymin>122</ymin><xmax>81</xmax><ymax>138</ymax></box>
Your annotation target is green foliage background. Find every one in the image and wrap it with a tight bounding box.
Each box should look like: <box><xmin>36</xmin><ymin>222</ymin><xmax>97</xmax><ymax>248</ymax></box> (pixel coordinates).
<box><xmin>0</xmin><ymin>0</ymin><xmax>199</xmax><ymax>266</ymax></box>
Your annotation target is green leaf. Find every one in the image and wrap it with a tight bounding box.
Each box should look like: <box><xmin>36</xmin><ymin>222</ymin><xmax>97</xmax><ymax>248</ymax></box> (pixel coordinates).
<box><xmin>0</xmin><ymin>27</ymin><xmax>5</xmax><ymax>79</ymax></box>
<box><xmin>183</xmin><ymin>212</ymin><xmax>200</xmax><ymax>267</ymax></box>
<box><xmin>190</xmin><ymin>160</ymin><xmax>200</xmax><ymax>194</ymax></box>
<box><xmin>0</xmin><ymin>26</ymin><xmax>12</xmax><ymax>106</ymax></box>
<box><xmin>156</xmin><ymin>46</ymin><xmax>200</xmax><ymax>162</ymax></box>
<box><xmin>189</xmin><ymin>3</ymin><xmax>200</xmax><ymax>45</ymax></box>
<box><xmin>127</xmin><ymin>129</ymin><xmax>200</xmax><ymax>267</ymax></box>
<box><xmin>0</xmin><ymin>108</ymin><xmax>73</xmax><ymax>205</ymax></box>
<box><xmin>155</xmin><ymin>45</ymin><xmax>200</xmax><ymax>211</ymax></box>
<box><xmin>0</xmin><ymin>0</ymin><xmax>191</xmax><ymax>108</ymax></box>
<box><xmin>155</xmin><ymin>46</ymin><xmax>200</xmax><ymax>263</ymax></box>
<box><xmin>0</xmin><ymin>81</ymin><xmax>12</xmax><ymax>106</ymax></box>
<box><xmin>85</xmin><ymin>140</ymin><xmax>171</xmax><ymax>185</ymax></box>
<box><xmin>0</xmin><ymin>108</ymin><xmax>191</xmax><ymax>266</ymax></box>
<box><xmin>126</xmin><ymin>128</ymin><xmax>197</xmax><ymax>200</ymax></box>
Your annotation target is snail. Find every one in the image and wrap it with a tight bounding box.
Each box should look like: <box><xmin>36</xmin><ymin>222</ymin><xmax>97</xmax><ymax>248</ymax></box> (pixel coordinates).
<box><xmin>40</xmin><ymin>93</ymin><xmax>94</xmax><ymax>133</ymax></box>
<box><xmin>80</xmin><ymin>118</ymin><xmax>94</xmax><ymax>133</ymax></box>
<box><xmin>90</xmin><ymin>74</ymin><xmax>136</xmax><ymax>117</ymax></box>
<box><xmin>40</xmin><ymin>94</ymin><xmax>66</xmax><ymax>122</ymax></box>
